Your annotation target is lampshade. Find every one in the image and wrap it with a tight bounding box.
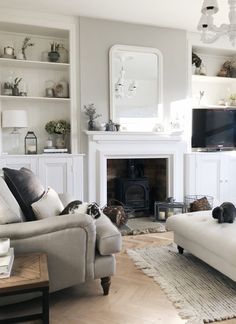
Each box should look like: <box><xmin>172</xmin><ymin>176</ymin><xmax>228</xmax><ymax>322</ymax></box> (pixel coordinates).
<box><xmin>2</xmin><ymin>110</ymin><xmax>28</xmax><ymax>128</ymax></box>
<box><xmin>201</xmin><ymin>0</ymin><xmax>219</xmax><ymax>15</ymax></box>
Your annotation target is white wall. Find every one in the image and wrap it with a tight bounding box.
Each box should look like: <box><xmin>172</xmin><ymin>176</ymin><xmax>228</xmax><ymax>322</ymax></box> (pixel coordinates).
<box><xmin>79</xmin><ymin>17</ymin><xmax>189</xmax><ymax>150</ymax></box>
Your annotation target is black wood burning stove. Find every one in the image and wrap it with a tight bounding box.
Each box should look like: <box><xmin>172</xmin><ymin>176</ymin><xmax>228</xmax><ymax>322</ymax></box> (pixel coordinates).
<box><xmin>116</xmin><ymin>177</ymin><xmax>149</xmax><ymax>211</ymax></box>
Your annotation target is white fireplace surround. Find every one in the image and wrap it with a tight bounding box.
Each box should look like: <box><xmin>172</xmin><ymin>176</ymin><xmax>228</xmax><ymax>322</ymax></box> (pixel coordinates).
<box><xmin>85</xmin><ymin>131</ymin><xmax>187</xmax><ymax>206</ymax></box>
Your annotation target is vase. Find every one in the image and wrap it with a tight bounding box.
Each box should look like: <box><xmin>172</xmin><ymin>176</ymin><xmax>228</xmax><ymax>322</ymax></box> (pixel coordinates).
<box><xmin>48</xmin><ymin>51</ymin><xmax>60</xmax><ymax>63</ymax></box>
<box><xmin>55</xmin><ymin>134</ymin><xmax>66</xmax><ymax>148</ymax></box>
<box><xmin>88</xmin><ymin>119</ymin><xmax>96</xmax><ymax>131</ymax></box>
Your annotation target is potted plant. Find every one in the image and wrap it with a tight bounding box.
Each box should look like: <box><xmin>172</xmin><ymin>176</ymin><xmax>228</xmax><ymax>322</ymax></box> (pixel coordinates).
<box><xmin>17</xmin><ymin>37</ymin><xmax>34</xmax><ymax>60</ymax></box>
<box><xmin>192</xmin><ymin>52</ymin><xmax>202</xmax><ymax>75</ymax></box>
<box><xmin>83</xmin><ymin>104</ymin><xmax>101</xmax><ymax>130</ymax></box>
<box><xmin>48</xmin><ymin>42</ymin><xmax>60</xmax><ymax>62</ymax></box>
<box><xmin>45</xmin><ymin>120</ymin><xmax>70</xmax><ymax>148</ymax></box>
<box><xmin>12</xmin><ymin>77</ymin><xmax>22</xmax><ymax>96</ymax></box>
<box><xmin>229</xmin><ymin>94</ymin><xmax>236</xmax><ymax>106</ymax></box>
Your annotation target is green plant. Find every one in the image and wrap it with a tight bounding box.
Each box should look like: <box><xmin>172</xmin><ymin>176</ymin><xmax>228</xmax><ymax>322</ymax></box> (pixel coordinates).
<box><xmin>22</xmin><ymin>37</ymin><xmax>34</xmax><ymax>50</ymax></box>
<box><xmin>84</xmin><ymin>104</ymin><xmax>101</xmax><ymax>121</ymax></box>
<box><xmin>3</xmin><ymin>82</ymin><xmax>12</xmax><ymax>89</ymax></box>
<box><xmin>45</xmin><ymin>120</ymin><xmax>70</xmax><ymax>135</ymax></box>
<box><xmin>192</xmin><ymin>52</ymin><xmax>202</xmax><ymax>68</ymax></box>
<box><xmin>13</xmin><ymin>77</ymin><xmax>22</xmax><ymax>88</ymax></box>
<box><xmin>229</xmin><ymin>94</ymin><xmax>236</xmax><ymax>100</ymax></box>
<box><xmin>50</xmin><ymin>41</ymin><xmax>60</xmax><ymax>52</ymax></box>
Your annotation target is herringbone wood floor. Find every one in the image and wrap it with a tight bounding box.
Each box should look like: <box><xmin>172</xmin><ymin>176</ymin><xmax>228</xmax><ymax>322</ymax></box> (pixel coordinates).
<box><xmin>2</xmin><ymin>232</ymin><xmax>236</xmax><ymax>323</ymax></box>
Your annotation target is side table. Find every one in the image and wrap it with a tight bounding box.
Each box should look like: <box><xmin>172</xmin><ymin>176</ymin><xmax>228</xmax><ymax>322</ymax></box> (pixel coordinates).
<box><xmin>0</xmin><ymin>253</ymin><xmax>49</xmax><ymax>324</ymax></box>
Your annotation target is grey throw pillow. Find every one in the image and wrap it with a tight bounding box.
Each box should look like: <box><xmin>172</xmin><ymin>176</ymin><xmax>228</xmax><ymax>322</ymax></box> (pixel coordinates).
<box><xmin>3</xmin><ymin>167</ymin><xmax>45</xmax><ymax>221</ymax></box>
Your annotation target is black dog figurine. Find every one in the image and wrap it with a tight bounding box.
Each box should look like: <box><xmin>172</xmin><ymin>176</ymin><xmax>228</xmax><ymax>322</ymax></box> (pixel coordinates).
<box><xmin>212</xmin><ymin>202</ymin><xmax>236</xmax><ymax>223</ymax></box>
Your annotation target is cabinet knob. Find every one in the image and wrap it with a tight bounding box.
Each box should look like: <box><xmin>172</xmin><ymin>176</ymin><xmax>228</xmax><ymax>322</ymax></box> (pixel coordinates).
<box><xmin>220</xmin><ymin>180</ymin><xmax>223</xmax><ymax>183</ymax></box>
<box><xmin>225</xmin><ymin>180</ymin><xmax>228</xmax><ymax>183</ymax></box>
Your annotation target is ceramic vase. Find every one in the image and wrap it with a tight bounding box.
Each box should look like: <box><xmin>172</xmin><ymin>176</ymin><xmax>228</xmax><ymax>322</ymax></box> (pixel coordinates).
<box><xmin>48</xmin><ymin>51</ymin><xmax>60</xmax><ymax>63</ymax></box>
<box><xmin>55</xmin><ymin>134</ymin><xmax>66</xmax><ymax>148</ymax></box>
<box><xmin>88</xmin><ymin>119</ymin><xmax>96</xmax><ymax>131</ymax></box>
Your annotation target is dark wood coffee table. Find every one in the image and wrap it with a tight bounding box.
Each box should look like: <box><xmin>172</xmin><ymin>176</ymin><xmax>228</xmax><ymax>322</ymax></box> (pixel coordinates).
<box><xmin>0</xmin><ymin>253</ymin><xmax>49</xmax><ymax>324</ymax></box>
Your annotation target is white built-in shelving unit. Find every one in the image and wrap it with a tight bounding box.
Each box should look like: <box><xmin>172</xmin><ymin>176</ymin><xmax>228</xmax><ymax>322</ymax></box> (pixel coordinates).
<box><xmin>191</xmin><ymin>44</ymin><xmax>236</xmax><ymax>107</ymax></box>
<box><xmin>0</xmin><ymin>15</ymin><xmax>79</xmax><ymax>156</ymax></box>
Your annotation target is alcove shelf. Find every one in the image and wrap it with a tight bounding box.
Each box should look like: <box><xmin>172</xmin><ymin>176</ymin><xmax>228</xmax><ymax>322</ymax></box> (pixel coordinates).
<box><xmin>0</xmin><ymin>58</ymin><xmax>70</xmax><ymax>70</ymax></box>
<box><xmin>0</xmin><ymin>95</ymin><xmax>70</xmax><ymax>102</ymax></box>
<box><xmin>192</xmin><ymin>74</ymin><xmax>236</xmax><ymax>84</ymax></box>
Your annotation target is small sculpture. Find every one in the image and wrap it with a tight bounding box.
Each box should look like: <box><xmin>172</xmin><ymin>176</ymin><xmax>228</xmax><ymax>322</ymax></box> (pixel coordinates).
<box><xmin>212</xmin><ymin>202</ymin><xmax>236</xmax><ymax>223</ymax></box>
<box><xmin>105</xmin><ymin>120</ymin><xmax>117</xmax><ymax>131</ymax></box>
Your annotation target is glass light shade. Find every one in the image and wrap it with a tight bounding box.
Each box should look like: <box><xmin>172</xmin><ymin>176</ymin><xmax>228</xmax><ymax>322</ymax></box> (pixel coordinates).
<box><xmin>201</xmin><ymin>0</ymin><xmax>219</xmax><ymax>15</ymax></box>
<box><xmin>2</xmin><ymin>110</ymin><xmax>28</xmax><ymax>128</ymax></box>
<box><xmin>198</xmin><ymin>14</ymin><xmax>213</xmax><ymax>30</ymax></box>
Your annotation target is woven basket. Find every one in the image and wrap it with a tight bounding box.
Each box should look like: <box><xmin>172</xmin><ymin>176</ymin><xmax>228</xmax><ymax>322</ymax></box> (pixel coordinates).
<box><xmin>184</xmin><ymin>195</ymin><xmax>213</xmax><ymax>212</ymax></box>
<box><xmin>102</xmin><ymin>199</ymin><xmax>134</xmax><ymax>227</ymax></box>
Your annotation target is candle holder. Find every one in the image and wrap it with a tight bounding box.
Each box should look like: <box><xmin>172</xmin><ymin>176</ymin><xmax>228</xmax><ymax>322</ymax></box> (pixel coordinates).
<box><xmin>25</xmin><ymin>131</ymin><xmax>37</xmax><ymax>154</ymax></box>
<box><xmin>154</xmin><ymin>200</ymin><xmax>187</xmax><ymax>222</ymax></box>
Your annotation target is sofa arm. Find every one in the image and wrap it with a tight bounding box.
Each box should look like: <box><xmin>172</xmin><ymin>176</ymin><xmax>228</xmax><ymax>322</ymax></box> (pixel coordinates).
<box><xmin>95</xmin><ymin>213</ymin><xmax>122</xmax><ymax>256</ymax></box>
<box><xmin>0</xmin><ymin>214</ymin><xmax>96</xmax><ymax>292</ymax></box>
<box><xmin>0</xmin><ymin>213</ymin><xmax>94</xmax><ymax>239</ymax></box>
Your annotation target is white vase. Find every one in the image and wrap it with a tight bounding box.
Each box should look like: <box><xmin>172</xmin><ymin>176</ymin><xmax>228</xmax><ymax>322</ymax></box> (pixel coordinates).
<box><xmin>55</xmin><ymin>134</ymin><xmax>66</xmax><ymax>148</ymax></box>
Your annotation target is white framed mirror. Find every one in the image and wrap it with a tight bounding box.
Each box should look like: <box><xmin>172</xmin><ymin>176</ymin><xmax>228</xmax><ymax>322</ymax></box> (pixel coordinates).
<box><xmin>109</xmin><ymin>44</ymin><xmax>163</xmax><ymax>132</ymax></box>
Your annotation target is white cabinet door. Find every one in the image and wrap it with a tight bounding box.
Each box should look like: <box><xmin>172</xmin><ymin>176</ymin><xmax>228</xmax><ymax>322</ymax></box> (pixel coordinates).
<box><xmin>195</xmin><ymin>153</ymin><xmax>222</xmax><ymax>205</ymax></box>
<box><xmin>0</xmin><ymin>156</ymin><xmax>38</xmax><ymax>174</ymax></box>
<box><xmin>222</xmin><ymin>154</ymin><xmax>236</xmax><ymax>204</ymax></box>
<box><xmin>38</xmin><ymin>157</ymin><xmax>73</xmax><ymax>195</ymax></box>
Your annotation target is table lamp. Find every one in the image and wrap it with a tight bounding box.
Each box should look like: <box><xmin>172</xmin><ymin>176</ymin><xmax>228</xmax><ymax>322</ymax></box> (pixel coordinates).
<box><xmin>2</xmin><ymin>110</ymin><xmax>28</xmax><ymax>154</ymax></box>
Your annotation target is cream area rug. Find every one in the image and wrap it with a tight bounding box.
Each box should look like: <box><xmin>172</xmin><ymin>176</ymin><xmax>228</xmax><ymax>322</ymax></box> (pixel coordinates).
<box><xmin>127</xmin><ymin>244</ymin><xmax>236</xmax><ymax>324</ymax></box>
<box><xmin>120</xmin><ymin>217</ymin><xmax>166</xmax><ymax>236</ymax></box>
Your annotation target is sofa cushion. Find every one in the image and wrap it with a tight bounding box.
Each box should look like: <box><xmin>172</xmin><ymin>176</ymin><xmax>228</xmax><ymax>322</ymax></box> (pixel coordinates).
<box><xmin>31</xmin><ymin>187</ymin><xmax>64</xmax><ymax>220</ymax></box>
<box><xmin>0</xmin><ymin>177</ymin><xmax>24</xmax><ymax>221</ymax></box>
<box><xmin>0</xmin><ymin>195</ymin><xmax>21</xmax><ymax>224</ymax></box>
<box><xmin>3</xmin><ymin>167</ymin><xmax>45</xmax><ymax>221</ymax></box>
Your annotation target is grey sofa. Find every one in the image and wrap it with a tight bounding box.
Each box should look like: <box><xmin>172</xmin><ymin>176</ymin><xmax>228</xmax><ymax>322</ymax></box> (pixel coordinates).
<box><xmin>0</xmin><ymin>176</ymin><xmax>122</xmax><ymax>298</ymax></box>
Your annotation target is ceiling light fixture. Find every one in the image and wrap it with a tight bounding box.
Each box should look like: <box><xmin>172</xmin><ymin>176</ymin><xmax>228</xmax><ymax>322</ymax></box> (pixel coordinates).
<box><xmin>198</xmin><ymin>0</ymin><xmax>236</xmax><ymax>46</ymax></box>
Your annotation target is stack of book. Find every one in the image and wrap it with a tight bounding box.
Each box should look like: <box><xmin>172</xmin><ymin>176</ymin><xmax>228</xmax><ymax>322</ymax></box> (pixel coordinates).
<box><xmin>43</xmin><ymin>148</ymin><xmax>68</xmax><ymax>153</ymax></box>
<box><xmin>0</xmin><ymin>247</ymin><xmax>14</xmax><ymax>278</ymax></box>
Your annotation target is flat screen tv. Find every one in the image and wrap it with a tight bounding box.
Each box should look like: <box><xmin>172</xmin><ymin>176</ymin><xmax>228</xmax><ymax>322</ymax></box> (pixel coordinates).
<box><xmin>192</xmin><ymin>108</ymin><xmax>236</xmax><ymax>150</ymax></box>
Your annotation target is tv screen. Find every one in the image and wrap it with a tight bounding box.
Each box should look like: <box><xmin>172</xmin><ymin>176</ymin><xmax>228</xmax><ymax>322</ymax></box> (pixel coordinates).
<box><xmin>192</xmin><ymin>108</ymin><xmax>236</xmax><ymax>150</ymax></box>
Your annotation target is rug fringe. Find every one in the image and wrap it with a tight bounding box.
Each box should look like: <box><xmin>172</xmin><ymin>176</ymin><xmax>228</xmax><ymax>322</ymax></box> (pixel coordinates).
<box><xmin>127</xmin><ymin>248</ymin><xmax>203</xmax><ymax>323</ymax></box>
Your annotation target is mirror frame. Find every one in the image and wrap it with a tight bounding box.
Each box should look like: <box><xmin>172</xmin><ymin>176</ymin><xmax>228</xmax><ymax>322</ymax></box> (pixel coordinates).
<box><xmin>109</xmin><ymin>44</ymin><xmax>163</xmax><ymax>126</ymax></box>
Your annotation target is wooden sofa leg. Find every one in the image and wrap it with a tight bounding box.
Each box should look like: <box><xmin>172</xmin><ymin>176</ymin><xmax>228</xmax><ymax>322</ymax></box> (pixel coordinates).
<box><xmin>101</xmin><ymin>277</ymin><xmax>111</xmax><ymax>295</ymax></box>
<box><xmin>177</xmin><ymin>245</ymin><xmax>184</xmax><ymax>254</ymax></box>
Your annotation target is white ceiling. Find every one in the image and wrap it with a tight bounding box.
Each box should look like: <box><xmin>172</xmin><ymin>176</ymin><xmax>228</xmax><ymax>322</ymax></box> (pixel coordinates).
<box><xmin>0</xmin><ymin>0</ymin><xmax>230</xmax><ymax>32</ymax></box>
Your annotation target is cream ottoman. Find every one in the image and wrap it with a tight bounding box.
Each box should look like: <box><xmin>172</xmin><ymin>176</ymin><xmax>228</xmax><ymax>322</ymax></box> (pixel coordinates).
<box><xmin>166</xmin><ymin>210</ymin><xmax>236</xmax><ymax>282</ymax></box>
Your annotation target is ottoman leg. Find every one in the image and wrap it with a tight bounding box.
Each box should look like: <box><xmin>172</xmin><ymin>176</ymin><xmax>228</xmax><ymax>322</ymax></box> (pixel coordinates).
<box><xmin>177</xmin><ymin>245</ymin><xmax>184</xmax><ymax>254</ymax></box>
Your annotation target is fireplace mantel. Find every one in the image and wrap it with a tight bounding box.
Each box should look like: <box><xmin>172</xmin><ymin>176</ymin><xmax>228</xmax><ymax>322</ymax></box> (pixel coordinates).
<box><xmin>84</xmin><ymin>131</ymin><xmax>187</xmax><ymax>206</ymax></box>
<box><xmin>85</xmin><ymin>131</ymin><xmax>183</xmax><ymax>143</ymax></box>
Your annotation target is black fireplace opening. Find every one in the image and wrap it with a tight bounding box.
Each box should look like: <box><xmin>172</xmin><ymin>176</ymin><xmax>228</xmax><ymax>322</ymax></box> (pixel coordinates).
<box><xmin>107</xmin><ymin>158</ymin><xmax>167</xmax><ymax>217</ymax></box>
